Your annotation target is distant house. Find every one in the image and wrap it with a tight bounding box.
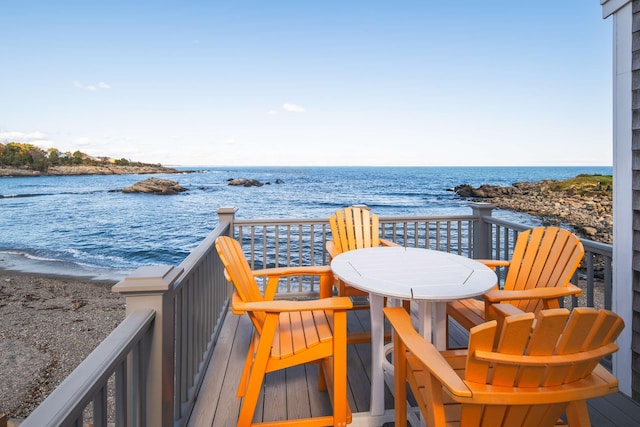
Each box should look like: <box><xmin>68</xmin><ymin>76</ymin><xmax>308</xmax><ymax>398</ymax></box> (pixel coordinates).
<box><xmin>601</xmin><ymin>0</ymin><xmax>638</xmax><ymax>403</ymax></box>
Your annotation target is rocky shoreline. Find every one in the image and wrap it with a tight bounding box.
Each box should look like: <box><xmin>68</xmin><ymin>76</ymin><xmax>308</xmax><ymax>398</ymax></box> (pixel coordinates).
<box><xmin>453</xmin><ymin>179</ymin><xmax>613</xmax><ymax>244</ymax></box>
<box><xmin>0</xmin><ymin>164</ymin><xmax>183</xmax><ymax>177</ymax></box>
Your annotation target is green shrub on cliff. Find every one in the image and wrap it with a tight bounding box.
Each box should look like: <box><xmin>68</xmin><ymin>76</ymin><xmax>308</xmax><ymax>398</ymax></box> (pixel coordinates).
<box><xmin>0</xmin><ymin>142</ymin><xmax>50</xmax><ymax>171</ymax></box>
<box><xmin>547</xmin><ymin>174</ymin><xmax>612</xmax><ymax>196</ymax></box>
<box><xmin>0</xmin><ymin>142</ymin><xmax>163</xmax><ymax>171</ymax></box>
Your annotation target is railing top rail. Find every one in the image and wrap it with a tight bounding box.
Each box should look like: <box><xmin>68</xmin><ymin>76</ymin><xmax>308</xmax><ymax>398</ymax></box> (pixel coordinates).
<box><xmin>482</xmin><ymin>216</ymin><xmax>531</xmax><ymax>232</ymax></box>
<box><xmin>379</xmin><ymin>214</ymin><xmax>477</xmax><ymax>222</ymax></box>
<box><xmin>483</xmin><ymin>216</ymin><xmax>612</xmax><ymax>256</ymax></box>
<box><xmin>580</xmin><ymin>239</ymin><xmax>613</xmax><ymax>256</ymax></box>
<box><xmin>21</xmin><ymin>309</ymin><xmax>156</xmax><ymax>427</ymax></box>
<box><xmin>233</xmin><ymin>214</ymin><xmax>479</xmax><ymax>227</ymax></box>
<box><xmin>233</xmin><ymin>218</ymin><xmax>328</xmax><ymax>226</ymax></box>
<box><xmin>174</xmin><ymin>222</ymin><xmax>231</xmax><ymax>286</ymax></box>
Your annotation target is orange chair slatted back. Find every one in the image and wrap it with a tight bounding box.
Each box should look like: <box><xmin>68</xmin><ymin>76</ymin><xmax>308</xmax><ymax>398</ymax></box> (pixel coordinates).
<box><xmin>329</xmin><ymin>206</ymin><xmax>380</xmax><ymax>254</ymax></box>
<box><xmin>504</xmin><ymin>227</ymin><xmax>584</xmax><ymax>313</ymax></box>
<box><xmin>462</xmin><ymin>307</ymin><xmax>624</xmax><ymax>425</ymax></box>
<box><xmin>215</xmin><ymin>236</ymin><xmax>267</xmax><ymax>331</ymax></box>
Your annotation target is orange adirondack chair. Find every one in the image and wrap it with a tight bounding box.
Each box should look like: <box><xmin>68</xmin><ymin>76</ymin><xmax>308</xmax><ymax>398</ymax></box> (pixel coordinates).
<box><xmin>325</xmin><ymin>206</ymin><xmax>399</xmax><ymax>302</ymax></box>
<box><xmin>385</xmin><ymin>305</ymin><xmax>624</xmax><ymax>427</ymax></box>
<box><xmin>448</xmin><ymin>226</ymin><xmax>584</xmax><ymax>332</ymax></box>
<box><xmin>215</xmin><ymin>236</ymin><xmax>353</xmax><ymax>427</ymax></box>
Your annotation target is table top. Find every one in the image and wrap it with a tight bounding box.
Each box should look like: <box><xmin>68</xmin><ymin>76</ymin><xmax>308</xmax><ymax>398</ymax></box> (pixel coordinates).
<box><xmin>330</xmin><ymin>246</ymin><xmax>497</xmax><ymax>301</ymax></box>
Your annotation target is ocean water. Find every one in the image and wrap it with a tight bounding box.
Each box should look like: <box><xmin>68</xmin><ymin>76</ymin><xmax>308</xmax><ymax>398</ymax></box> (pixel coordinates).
<box><xmin>0</xmin><ymin>166</ymin><xmax>612</xmax><ymax>280</ymax></box>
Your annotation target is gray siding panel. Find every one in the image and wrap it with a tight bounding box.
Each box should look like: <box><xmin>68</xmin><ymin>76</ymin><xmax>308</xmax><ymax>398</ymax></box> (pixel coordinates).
<box><xmin>632</xmin><ymin>0</ymin><xmax>640</xmax><ymax>403</ymax></box>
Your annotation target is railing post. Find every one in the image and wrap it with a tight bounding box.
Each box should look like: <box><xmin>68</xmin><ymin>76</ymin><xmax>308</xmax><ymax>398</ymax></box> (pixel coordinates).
<box><xmin>470</xmin><ymin>202</ymin><xmax>495</xmax><ymax>259</ymax></box>
<box><xmin>216</xmin><ymin>206</ymin><xmax>238</xmax><ymax>301</ymax></box>
<box><xmin>217</xmin><ymin>207</ymin><xmax>238</xmax><ymax>236</ymax></box>
<box><xmin>113</xmin><ymin>265</ymin><xmax>183</xmax><ymax>427</ymax></box>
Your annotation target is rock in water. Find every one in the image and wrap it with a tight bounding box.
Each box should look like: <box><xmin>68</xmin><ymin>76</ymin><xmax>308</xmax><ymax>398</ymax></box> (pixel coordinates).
<box><xmin>122</xmin><ymin>178</ymin><xmax>187</xmax><ymax>195</ymax></box>
<box><xmin>227</xmin><ymin>178</ymin><xmax>264</xmax><ymax>187</ymax></box>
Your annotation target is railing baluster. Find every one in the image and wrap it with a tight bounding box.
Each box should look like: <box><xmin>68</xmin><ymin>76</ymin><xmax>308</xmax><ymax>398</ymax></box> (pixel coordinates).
<box><xmin>275</xmin><ymin>225</ymin><xmax>281</xmax><ymax>268</ymax></box>
<box><xmin>92</xmin><ymin>385</ymin><xmax>107</xmax><ymax>427</ymax></box>
<box><xmin>115</xmin><ymin>360</ymin><xmax>127</xmax><ymax>427</ymax></box>
<box><xmin>605</xmin><ymin>254</ymin><xmax>613</xmax><ymax>310</ymax></box>
<box><xmin>586</xmin><ymin>250</ymin><xmax>595</xmax><ymax>308</ymax></box>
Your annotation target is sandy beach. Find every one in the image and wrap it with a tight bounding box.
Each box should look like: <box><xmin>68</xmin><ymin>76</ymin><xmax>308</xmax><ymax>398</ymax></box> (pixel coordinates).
<box><xmin>0</xmin><ymin>269</ymin><xmax>125</xmax><ymax>420</ymax></box>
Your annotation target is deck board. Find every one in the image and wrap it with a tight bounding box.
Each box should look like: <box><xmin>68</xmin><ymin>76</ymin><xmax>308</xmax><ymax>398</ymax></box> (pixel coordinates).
<box><xmin>306</xmin><ymin>364</ymin><xmax>332</xmax><ymax>417</ymax></box>
<box><xmin>188</xmin><ymin>308</ymin><xmax>640</xmax><ymax>426</ymax></box>
<box><xmin>261</xmin><ymin>368</ymin><xmax>286</xmax><ymax>423</ymax></box>
<box><xmin>285</xmin><ymin>365</ymin><xmax>310</xmax><ymax>420</ymax></box>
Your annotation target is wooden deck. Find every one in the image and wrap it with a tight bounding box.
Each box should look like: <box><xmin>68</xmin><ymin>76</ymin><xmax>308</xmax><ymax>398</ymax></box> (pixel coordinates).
<box><xmin>188</xmin><ymin>307</ymin><xmax>640</xmax><ymax>426</ymax></box>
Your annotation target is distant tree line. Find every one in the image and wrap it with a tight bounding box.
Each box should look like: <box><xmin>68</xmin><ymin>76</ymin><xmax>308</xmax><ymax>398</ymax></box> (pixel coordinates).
<box><xmin>0</xmin><ymin>142</ymin><xmax>161</xmax><ymax>172</ymax></box>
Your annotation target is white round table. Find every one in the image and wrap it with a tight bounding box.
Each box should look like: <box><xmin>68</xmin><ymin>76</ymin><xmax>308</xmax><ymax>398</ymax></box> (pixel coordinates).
<box><xmin>331</xmin><ymin>246</ymin><xmax>497</xmax><ymax>419</ymax></box>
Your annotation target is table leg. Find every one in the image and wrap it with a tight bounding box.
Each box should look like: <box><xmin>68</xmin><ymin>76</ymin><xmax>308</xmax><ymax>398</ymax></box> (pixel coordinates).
<box><xmin>418</xmin><ymin>301</ymin><xmax>447</xmax><ymax>350</ymax></box>
<box><xmin>417</xmin><ymin>302</ymin><xmax>432</xmax><ymax>340</ymax></box>
<box><xmin>432</xmin><ymin>301</ymin><xmax>447</xmax><ymax>350</ymax></box>
<box><xmin>369</xmin><ymin>293</ymin><xmax>385</xmax><ymax>416</ymax></box>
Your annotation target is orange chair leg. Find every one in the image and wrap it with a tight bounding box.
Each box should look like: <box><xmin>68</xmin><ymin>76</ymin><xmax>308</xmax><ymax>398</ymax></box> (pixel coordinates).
<box><xmin>333</xmin><ymin>310</ymin><xmax>348</xmax><ymax>426</ymax></box>
<box><xmin>237</xmin><ymin>335</ymin><xmax>256</xmax><ymax>397</ymax></box>
<box><xmin>237</xmin><ymin>317</ymin><xmax>276</xmax><ymax>426</ymax></box>
<box><xmin>566</xmin><ymin>400</ymin><xmax>591</xmax><ymax>427</ymax></box>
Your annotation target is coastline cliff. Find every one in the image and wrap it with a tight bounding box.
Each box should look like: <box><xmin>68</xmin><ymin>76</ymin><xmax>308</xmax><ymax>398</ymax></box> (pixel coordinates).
<box><xmin>453</xmin><ymin>174</ymin><xmax>613</xmax><ymax>244</ymax></box>
<box><xmin>0</xmin><ymin>164</ymin><xmax>181</xmax><ymax>177</ymax></box>
<box><xmin>0</xmin><ymin>142</ymin><xmax>183</xmax><ymax>176</ymax></box>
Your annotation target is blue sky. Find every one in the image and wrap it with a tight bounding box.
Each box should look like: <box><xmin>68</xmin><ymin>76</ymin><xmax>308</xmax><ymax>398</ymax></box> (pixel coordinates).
<box><xmin>0</xmin><ymin>1</ymin><xmax>613</xmax><ymax>167</ymax></box>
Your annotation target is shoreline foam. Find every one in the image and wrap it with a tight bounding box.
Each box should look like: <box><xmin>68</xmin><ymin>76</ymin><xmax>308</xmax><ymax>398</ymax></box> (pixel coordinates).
<box><xmin>0</xmin><ymin>250</ymin><xmax>131</xmax><ymax>282</ymax></box>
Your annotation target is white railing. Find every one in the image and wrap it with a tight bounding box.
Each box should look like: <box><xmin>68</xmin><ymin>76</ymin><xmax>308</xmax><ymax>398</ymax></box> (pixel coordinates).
<box><xmin>20</xmin><ymin>204</ymin><xmax>612</xmax><ymax>426</ymax></box>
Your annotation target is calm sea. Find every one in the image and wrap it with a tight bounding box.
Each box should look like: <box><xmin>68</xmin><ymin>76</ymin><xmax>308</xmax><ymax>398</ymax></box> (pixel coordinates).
<box><xmin>0</xmin><ymin>166</ymin><xmax>612</xmax><ymax>280</ymax></box>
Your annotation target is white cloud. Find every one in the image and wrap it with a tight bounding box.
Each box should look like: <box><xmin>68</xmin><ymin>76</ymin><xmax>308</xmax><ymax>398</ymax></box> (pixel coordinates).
<box><xmin>282</xmin><ymin>103</ymin><xmax>305</xmax><ymax>113</ymax></box>
<box><xmin>0</xmin><ymin>131</ymin><xmax>56</xmax><ymax>148</ymax></box>
<box><xmin>224</xmin><ymin>139</ymin><xmax>236</xmax><ymax>145</ymax></box>
<box><xmin>73</xmin><ymin>137</ymin><xmax>92</xmax><ymax>146</ymax></box>
<box><xmin>73</xmin><ymin>81</ymin><xmax>111</xmax><ymax>91</ymax></box>
<box><xmin>267</xmin><ymin>110</ymin><xmax>277</xmax><ymax>115</ymax></box>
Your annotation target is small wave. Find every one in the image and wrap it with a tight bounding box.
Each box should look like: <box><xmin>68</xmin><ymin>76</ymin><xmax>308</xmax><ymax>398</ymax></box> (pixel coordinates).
<box><xmin>0</xmin><ymin>193</ymin><xmax>53</xmax><ymax>199</ymax></box>
<box><xmin>0</xmin><ymin>250</ymin><xmax>130</xmax><ymax>281</ymax></box>
<box><xmin>0</xmin><ymin>250</ymin><xmax>66</xmax><ymax>263</ymax></box>
<box><xmin>0</xmin><ymin>189</ymin><xmax>106</xmax><ymax>199</ymax></box>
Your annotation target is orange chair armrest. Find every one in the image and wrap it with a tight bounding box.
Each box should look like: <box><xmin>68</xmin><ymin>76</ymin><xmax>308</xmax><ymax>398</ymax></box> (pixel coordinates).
<box><xmin>476</xmin><ymin>259</ymin><xmax>511</xmax><ymax>269</ymax></box>
<box><xmin>488</xmin><ymin>303</ymin><xmax>525</xmax><ymax>318</ymax></box>
<box><xmin>325</xmin><ymin>241</ymin><xmax>341</xmax><ymax>259</ymax></box>
<box><xmin>383</xmin><ymin>307</ymin><xmax>472</xmax><ymax>398</ymax></box>
<box><xmin>460</xmin><ymin>373</ymin><xmax>618</xmax><ymax>405</ymax></box>
<box><xmin>252</xmin><ymin>265</ymin><xmax>333</xmax><ymax>278</ymax></box>
<box><xmin>233</xmin><ymin>296</ymin><xmax>353</xmax><ymax>313</ymax></box>
<box><xmin>483</xmin><ymin>284</ymin><xmax>582</xmax><ymax>302</ymax></box>
<box><xmin>231</xmin><ymin>292</ymin><xmax>246</xmax><ymax>315</ymax></box>
<box><xmin>380</xmin><ymin>239</ymin><xmax>400</xmax><ymax>247</ymax></box>
<box><xmin>474</xmin><ymin>343</ymin><xmax>619</xmax><ymax>366</ymax></box>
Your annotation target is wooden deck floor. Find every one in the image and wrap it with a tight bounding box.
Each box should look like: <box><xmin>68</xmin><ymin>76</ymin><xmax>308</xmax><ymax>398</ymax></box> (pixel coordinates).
<box><xmin>187</xmin><ymin>307</ymin><xmax>640</xmax><ymax>426</ymax></box>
